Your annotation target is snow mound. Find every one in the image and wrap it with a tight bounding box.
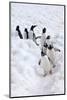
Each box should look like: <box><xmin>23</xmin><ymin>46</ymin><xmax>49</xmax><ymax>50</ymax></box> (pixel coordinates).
<box><xmin>11</xmin><ymin>39</ymin><xmax>64</xmax><ymax>97</ymax></box>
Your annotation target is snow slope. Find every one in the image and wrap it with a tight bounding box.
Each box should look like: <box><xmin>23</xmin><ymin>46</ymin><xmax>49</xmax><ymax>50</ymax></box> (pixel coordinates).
<box><xmin>11</xmin><ymin>3</ymin><xmax>64</xmax><ymax>97</ymax></box>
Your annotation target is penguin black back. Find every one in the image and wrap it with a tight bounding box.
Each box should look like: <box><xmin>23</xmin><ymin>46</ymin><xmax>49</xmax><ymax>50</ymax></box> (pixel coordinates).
<box><xmin>16</xmin><ymin>25</ymin><xmax>23</xmax><ymax>39</ymax></box>
<box><xmin>24</xmin><ymin>28</ymin><xmax>29</xmax><ymax>39</ymax></box>
<box><xmin>30</xmin><ymin>25</ymin><xmax>37</xmax><ymax>31</ymax></box>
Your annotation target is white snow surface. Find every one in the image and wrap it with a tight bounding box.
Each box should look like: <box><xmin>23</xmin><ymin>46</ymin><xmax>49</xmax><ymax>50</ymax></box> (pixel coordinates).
<box><xmin>11</xmin><ymin>3</ymin><xmax>64</xmax><ymax>97</ymax></box>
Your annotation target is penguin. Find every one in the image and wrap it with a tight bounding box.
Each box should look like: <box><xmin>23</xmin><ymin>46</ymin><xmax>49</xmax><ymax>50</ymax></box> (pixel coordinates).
<box><xmin>29</xmin><ymin>25</ymin><xmax>37</xmax><ymax>40</ymax></box>
<box><xmin>47</xmin><ymin>44</ymin><xmax>61</xmax><ymax>68</ymax></box>
<box><xmin>29</xmin><ymin>25</ymin><xmax>40</xmax><ymax>46</ymax></box>
<box><xmin>24</xmin><ymin>28</ymin><xmax>29</xmax><ymax>39</ymax></box>
<box><xmin>38</xmin><ymin>50</ymin><xmax>53</xmax><ymax>76</ymax></box>
<box><xmin>16</xmin><ymin>25</ymin><xmax>23</xmax><ymax>39</ymax></box>
<box><xmin>46</xmin><ymin>35</ymin><xmax>60</xmax><ymax>52</ymax></box>
<box><xmin>41</xmin><ymin>27</ymin><xmax>46</xmax><ymax>50</ymax></box>
<box><xmin>47</xmin><ymin>44</ymin><xmax>56</xmax><ymax>68</ymax></box>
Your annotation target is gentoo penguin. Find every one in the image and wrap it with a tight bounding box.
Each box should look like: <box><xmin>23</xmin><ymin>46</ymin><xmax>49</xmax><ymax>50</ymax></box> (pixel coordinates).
<box><xmin>47</xmin><ymin>44</ymin><xmax>56</xmax><ymax>68</ymax></box>
<box><xmin>41</xmin><ymin>27</ymin><xmax>46</xmax><ymax>50</ymax></box>
<box><xmin>29</xmin><ymin>25</ymin><xmax>37</xmax><ymax>40</ymax></box>
<box><xmin>16</xmin><ymin>25</ymin><xmax>23</xmax><ymax>39</ymax></box>
<box><xmin>47</xmin><ymin>44</ymin><xmax>61</xmax><ymax>68</ymax></box>
<box><xmin>39</xmin><ymin>50</ymin><xmax>53</xmax><ymax>76</ymax></box>
<box><xmin>24</xmin><ymin>28</ymin><xmax>29</xmax><ymax>39</ymax></box>
<box><xmin>46</xmin><ymin>35</ymin><xmax>60</xmax><ymax>52</ymax></box>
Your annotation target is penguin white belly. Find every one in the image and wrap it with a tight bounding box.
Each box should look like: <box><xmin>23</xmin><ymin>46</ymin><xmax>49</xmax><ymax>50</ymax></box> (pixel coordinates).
<box><xmin>29</xmin><ymin>31</ymin><xmax>33</xmax><ymax>40</ymax></box>
<box><xmin>40</xmin><ymin>55</ymin><xmax>52</xmax><ymax>74</ymax></box>
<box><xmin>23</xmin><ymin>32</ymin><xmax>27</xmax><ymax>39</ymax></box>
<box><xmin>46</xmin><ymin>39</ymin><xmax>50</xmax><ymax>46</ymax></box>
<box><xmin>47</xmin><ymin>49</ymin><xmax>55</xmax><ymax>65</ymax></box>
<box><xmin>41</xmin><ymin>34</ymin><xmax>46</xmax><ymax>49</ymax></box>
<box><xmin>42</xmin><ymin>47</ymin><xmax>47</xmax><ymax>54</ymax></box>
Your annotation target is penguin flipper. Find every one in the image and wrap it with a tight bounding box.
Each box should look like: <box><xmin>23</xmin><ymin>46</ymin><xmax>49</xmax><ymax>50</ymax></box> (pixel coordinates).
<box><xmin>54</xmin><ymin>47</ymin><xmax>61</xmax><ymax>52</ymax></box>
<box><xmin>35</xmin><ymin>36</ymin><xmax>41</xmax><ymax>40</ymax></box>
<box><xmin>38</xmin><ymin>59</ymin><xmax>41</xmax><ymax>65</ymax></box>
<box><xmin>34</xmin><ymin>40</ymin><xmax>39</xmax><ymax>46</ymax></box>
<box><xmin>48</xmin><ymin>57</ymin><xmax>54</xmax><ymax>66</ymax></box>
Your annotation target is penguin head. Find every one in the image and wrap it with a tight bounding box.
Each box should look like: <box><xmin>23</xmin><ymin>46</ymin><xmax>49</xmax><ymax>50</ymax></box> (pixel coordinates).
<box><xmin>24</xmin><ymin>28</ymin><xmax>28</xmax><ymax>33</ymax></box>
<box><xmin>48</xmin><ymin>44</ymin><xmax>53</xmax><ymax>50</ymax></box>
<box><xmin>46</xmin><ymin>35</ymin><xmax>50</xmax><ymax>39</ymax></box>
<box><xmin>16</xmin><ymin>25</ymin><xmax>19</xmax><ymax>31</ymax></box>
<box><xmin>30</xmin><ymin>25</ymin><xmax>37</xmax><ymax>31</ymax></box>
<box><xmin>41</xmin><ymin>50</ymin><xmax>46</xmax><ymax>56</ymax></box>
<box><xmin>42</xmin><ymin>27</ymin><xmax>46</xmax><ymax>34</ymax></box>
<box><xmin>44</xmin><ymin>43</ymin><xmax>48</xmax><ymax>48</ymax></box>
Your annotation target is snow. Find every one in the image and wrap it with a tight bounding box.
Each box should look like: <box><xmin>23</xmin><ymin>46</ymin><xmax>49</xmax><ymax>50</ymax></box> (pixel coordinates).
<box><xmin>11</xmin><ymin>3</ymin><xmax>64</xmax><ymax>97</ymax></box>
